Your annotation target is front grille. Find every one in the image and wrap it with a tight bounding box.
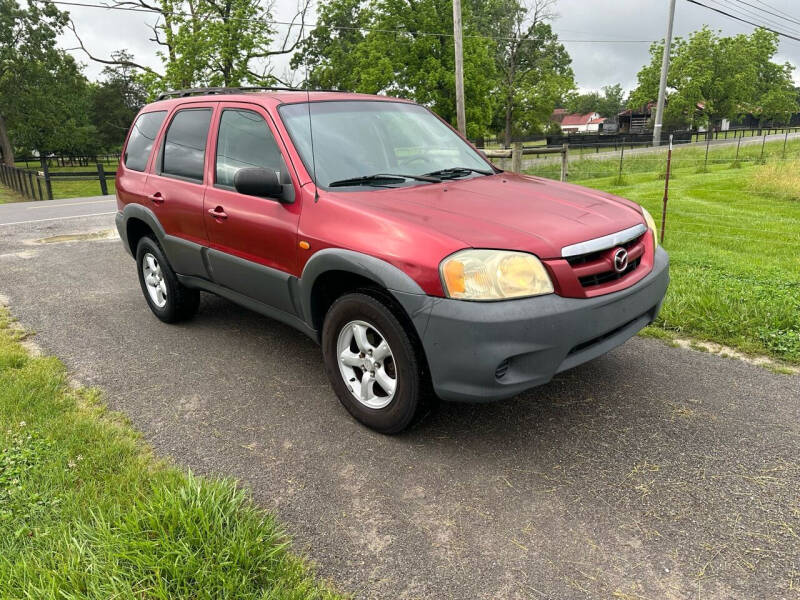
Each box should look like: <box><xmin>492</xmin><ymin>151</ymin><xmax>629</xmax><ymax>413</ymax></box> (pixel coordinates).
<box><xmin>578</xmin><ymin>257</ymin><xmax>641</xmax><ymax>287</ymax></box>
<box><xmin>566</xmin><ymin>233</ymin><xmax>645</xmax><ymax>289</ymax></box>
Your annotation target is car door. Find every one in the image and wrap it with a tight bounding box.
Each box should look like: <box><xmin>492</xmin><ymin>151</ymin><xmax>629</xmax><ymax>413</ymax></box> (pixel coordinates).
<box><xmin>142</xmin><ymin>103</ymin><xmax>216</xmax><ymax>277</ymax></box>
<box><xmin>203</xmin><ymin>102</ymin><xmax>302</xmax><ymax>315</ymax></box>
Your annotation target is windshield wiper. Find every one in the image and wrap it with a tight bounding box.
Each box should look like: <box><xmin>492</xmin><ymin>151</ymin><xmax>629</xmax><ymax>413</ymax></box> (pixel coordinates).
<box><xmin>422</xmin><ymin>166</ymin><xmax>494</xmax><ymax>180</ymax></box>
<box><xmin>328</xmin><ymin>173</ymin><xmax>441</xmax><ymax>188</ymax></box>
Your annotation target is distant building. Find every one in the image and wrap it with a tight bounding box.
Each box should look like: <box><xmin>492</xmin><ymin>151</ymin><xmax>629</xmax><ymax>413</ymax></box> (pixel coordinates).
<box><xmin>551</xmin><ymin>108</ymin><xmax>569</xmax><ymax>124</ymax></box>
<box><xmin>556</xmin><ymin>112</ymin><xmax>607</xmax><ymax>133</ymax></box>
<box><xmin>618</xmin><ymin>103</ymin><xmax>656</xmax><ymax>133</ymax></box>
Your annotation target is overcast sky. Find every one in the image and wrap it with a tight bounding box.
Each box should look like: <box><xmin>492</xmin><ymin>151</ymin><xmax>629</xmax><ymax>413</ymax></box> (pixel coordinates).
<box><xmin>61</xmin><ymin>0</ymin><xmax>800</xmax><ymax>92</ymax></box>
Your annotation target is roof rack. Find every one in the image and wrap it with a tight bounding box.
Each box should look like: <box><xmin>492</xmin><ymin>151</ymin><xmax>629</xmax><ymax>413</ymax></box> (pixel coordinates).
<box><xmin>155</xmin><ymin>86</ymin><xmax>349</xmax><ymax>101</ymax></box>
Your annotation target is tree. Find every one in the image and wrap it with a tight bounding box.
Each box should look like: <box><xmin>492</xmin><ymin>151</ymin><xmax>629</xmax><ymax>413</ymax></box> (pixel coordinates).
<box><xmin>630</xmin><ymin>27</ymin><xmax>797</xmax><ymax>129</ymax></box>
<box><xmin>289</xmin><ymin>0</ymin><xmax>367</xmax><ymax>91</ymax></box>
<box><xmin>565</xmin><ymin>84</ymin><xmax>624</xmax><ymax>119</ymax></box>
<box><xmin>70</xmin><ymin>0</ymin><xmax>311</xmax><ymax>97</ymax></box>
<box><xmin>0</xmin><ymin>0</ymin><xmax>95</xmax><ymax>163</ymax></box>
<box><xmin>292</xmin><ymin>0</ymin><xmax>574</xmax><ymax>141</ymax></box>
<box><xmin>292</xmin><ymin>0</ymin><xmax>497</xmax><ymax>137</ymax></box>
<box><xmin>90</xmin><ymin>52</ymin><xmax>148</xmax><ymax>151</ymax></box>
<box><xmin>488</xmin><ymin>0</ymin><xmax>574</xmax><ymax>146</ymax></box>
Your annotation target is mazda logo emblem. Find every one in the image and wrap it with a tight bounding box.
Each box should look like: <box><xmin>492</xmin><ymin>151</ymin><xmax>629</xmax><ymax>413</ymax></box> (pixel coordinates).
<box><xmin>613</xmin><ymin>247</ymin><xmax>629</xmax><ymax>273</ymax></box>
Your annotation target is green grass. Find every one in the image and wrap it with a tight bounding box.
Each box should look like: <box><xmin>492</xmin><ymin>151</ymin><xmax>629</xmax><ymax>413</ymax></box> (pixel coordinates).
<box><xmin>526</xmin><ymin>138</ymin><xmax>800</xmax><ymax>364</ymax></box>
<box><xmin>0</xmin><ymin>308</ymin><xmax>342</xmax><ymax>599</ymax></box>
<box><xmin>5</xmin><ymin>159</ymin><xmax>118</xmax><ymax>200</ymax></box>
<box><xmin>0</xmin><ymin>185</ymin><xmax>25</xmax><ymax>204</ymax></box>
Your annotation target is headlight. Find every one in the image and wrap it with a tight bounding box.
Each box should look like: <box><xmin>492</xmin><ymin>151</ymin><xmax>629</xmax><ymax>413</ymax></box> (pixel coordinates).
<box><xmin>642</xmin><ymin>207</ymin><xmax>659</xmax><ymax>247</ymax></box>
<box><xmin>440</xmin><ymin>249</ymin><xmax>554</xmax><ymax>300</ymax></box>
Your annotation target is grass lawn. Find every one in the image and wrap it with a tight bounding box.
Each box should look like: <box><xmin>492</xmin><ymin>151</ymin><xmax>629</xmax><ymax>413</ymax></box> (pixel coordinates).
<box><xmin>5</xmin><ymin>160</ymin><xmax>118</xmax><ymax>200</ymax></box>
<box><xmin>0</xmin><ymin>185</ymin><xmax>26</xmax><ymax>204</ymax></box>
<box><xmin>525</xmin><ymin>139</ymin><xmax>800</xmax><ymax>364</ymax></box>
<box><xmin>0</xmin><ymin>308</ymin><xmax>341</xmax><ymax>599</ymax></box>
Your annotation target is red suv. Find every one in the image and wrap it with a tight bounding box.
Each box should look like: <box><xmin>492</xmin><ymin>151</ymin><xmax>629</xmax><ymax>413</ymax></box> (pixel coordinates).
<box><xmin>116</xmin><ymin>88</ymin><xmax>669</xmax><ymax>433</ymax></box>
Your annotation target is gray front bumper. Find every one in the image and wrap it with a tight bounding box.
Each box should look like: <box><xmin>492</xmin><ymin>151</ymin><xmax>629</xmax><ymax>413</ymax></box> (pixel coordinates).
<box><xmin>418</xmin><ymin>247</ymin><xmax>670</xmax><ymax>403</ymax></box>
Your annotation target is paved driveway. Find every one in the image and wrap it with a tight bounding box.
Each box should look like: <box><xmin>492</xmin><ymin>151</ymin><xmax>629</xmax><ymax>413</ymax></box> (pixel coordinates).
<box><xmin>1</xmin><ymin>197</ymin><xmax>798</xmax><ymax>599</ymax></box>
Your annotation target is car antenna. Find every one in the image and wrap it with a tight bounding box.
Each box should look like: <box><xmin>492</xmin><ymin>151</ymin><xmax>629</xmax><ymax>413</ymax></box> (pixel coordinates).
<box><xmin>302</xmin><ymin>26</ymin><xmax>319</xmax><ymax>203</ymax></box>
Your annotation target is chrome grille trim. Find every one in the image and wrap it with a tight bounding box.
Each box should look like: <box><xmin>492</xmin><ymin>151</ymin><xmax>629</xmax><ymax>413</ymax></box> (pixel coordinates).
<box><xmin>561</xmin><ymin>223</ymin><xmax>647</xmax><ymax>258</ymax></box>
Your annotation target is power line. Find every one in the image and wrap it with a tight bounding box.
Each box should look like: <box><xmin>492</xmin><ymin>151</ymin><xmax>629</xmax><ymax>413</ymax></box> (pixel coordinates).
<box><xmin>710</xmin><ymin>0</ymin><xmax>800</xmax><ymax>37</ymax></box>
<box><xmin>50</xmin><ymin>0</ymin><xmax>656</xmax><ymax>44</ymax></box>
<box><xmin>729</xmin><ymin>0</ymin><xmax>800</xmax><ymax>27</ymax></box>
<box><xmin>685</xmin><ymin>0</ymin><xmax>800</xmax><ymax>43</ymax></box>
<box><xmin>746</xmin><ymin>0</ymin><xmax>800</xmax><ymax>25</ymax></box>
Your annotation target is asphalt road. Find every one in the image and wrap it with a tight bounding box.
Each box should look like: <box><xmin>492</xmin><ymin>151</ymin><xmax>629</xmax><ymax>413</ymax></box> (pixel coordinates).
<box><xmin>1</xmin><ymin>197</ymin><xmax>798</xmax><ymax>599</ymax></box>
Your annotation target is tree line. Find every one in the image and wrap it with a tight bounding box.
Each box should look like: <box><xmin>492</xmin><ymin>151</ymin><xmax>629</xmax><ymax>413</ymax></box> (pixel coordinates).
<box><xmin>1</xmin><ymin>0</ymin><xmax>798</xmax><ymax>165</ymax></box>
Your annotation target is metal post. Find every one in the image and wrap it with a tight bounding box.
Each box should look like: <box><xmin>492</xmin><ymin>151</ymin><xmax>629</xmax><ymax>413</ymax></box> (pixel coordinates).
<box><xmin>704</xmin><ymin>134</ymin><xmax>711</xmax><ymax>171</ymax></box>
<box><xmin>653</xmin><ymin>0</ymin><xmax>677</xmax><ymax>146</ymax></box>
<box><xmin>96</xmin><ymin>162</ymin><xmax>108</xmax><ymax>195</ymax></box>
<box><xmin>560</xmin><ymin>144</ymin><xmax>568</xmax><ymax>182</ymax></box>
<box><xmin>660</xmin><ymin>135</ymin><xmax>673</xmax><ymax>244</ymax></box>
<box><xmin>760</xmin><ymin>130</ymin><xmax>767</xmax><ymax>163</ymax></box>
<box><xmin>452</xmin><ymin>0</ymin><xmax>466</xmax><ymax>136</ymax></box>
<box><xmin>617</xmin><ymin>139</ymin><xmax>625</xmax><ymax>183</ymax></box>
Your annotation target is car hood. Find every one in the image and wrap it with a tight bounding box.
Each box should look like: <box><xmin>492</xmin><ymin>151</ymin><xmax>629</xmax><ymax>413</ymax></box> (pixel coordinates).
<box><xmin>342</xmin><ymin>172</ymin><xmax>646</xmax><ymax>259</ymax></box>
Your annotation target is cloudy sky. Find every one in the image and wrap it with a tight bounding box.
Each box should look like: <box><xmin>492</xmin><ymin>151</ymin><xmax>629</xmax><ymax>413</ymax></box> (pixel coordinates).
<box><xmin>60</xmin><ymin>0</ymin><xmax>800</xmax><ymax>92</ymax></box>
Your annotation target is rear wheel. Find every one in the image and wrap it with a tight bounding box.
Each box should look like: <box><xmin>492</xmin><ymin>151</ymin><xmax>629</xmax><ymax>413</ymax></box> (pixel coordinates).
<box><xmin>322</xmin><ymin>293</ymin><xmax>424</xmax><ymax>434</ymax></box>
<box><xmin>135</xmin><ymin>236</ymin><xmax>200</xmax><ymax>323</ymax></box>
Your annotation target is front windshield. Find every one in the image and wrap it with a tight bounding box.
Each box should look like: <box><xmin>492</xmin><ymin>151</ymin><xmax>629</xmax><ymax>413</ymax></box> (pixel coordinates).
<box><xmin>279</xmin><ymin>100</ymin><xmax>492</xmax><ymax>188</ymax></box>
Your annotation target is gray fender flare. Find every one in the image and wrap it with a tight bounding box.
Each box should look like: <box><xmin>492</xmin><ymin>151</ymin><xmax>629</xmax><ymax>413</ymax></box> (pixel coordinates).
<box><xmin>118</xmin><ymin>203</ymin><xmax>167</xmax><ymax>255</ymax></box>
<box><xmin>297</xmin><ymin>248</ymin><xmax>432</xmax><ymax>334</ymax></box>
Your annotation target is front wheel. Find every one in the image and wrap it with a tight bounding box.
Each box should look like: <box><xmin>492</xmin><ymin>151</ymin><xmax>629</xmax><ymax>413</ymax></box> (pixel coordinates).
<box><xmin>322</xmin><ymin>293</ymin><xmax>424</xmax><ymax>434</ymax></box>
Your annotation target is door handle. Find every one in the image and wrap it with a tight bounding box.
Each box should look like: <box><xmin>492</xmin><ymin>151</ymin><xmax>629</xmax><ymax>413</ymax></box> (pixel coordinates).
<box><xmin>208</xmin><ymin>206</ymin><xmax>228</xmax><ymax>220</ymax></box>
<box><xmin>148</xmin><ymin>192</ymin><xmax>165</xmax><ymax>204</ymax></box>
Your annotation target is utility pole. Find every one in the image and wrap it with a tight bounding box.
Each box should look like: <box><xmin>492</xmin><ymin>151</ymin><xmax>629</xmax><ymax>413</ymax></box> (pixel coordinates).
<box><xmin>653</xmin><ymin>0</ymin><xmax>677</xmax><ymax>147</ymax></box>
<box><xmin>452</xmin><ymin>0</ymin><xmax>466</xmax><ymax>136</ymax></box>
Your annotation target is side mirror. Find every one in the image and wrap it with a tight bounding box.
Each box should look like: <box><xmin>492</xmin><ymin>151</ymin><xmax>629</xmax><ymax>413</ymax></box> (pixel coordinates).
<box><xmin>234</xmin><ymin>168</ymin><xmax>285</xmax><ymax>201</ymax></box>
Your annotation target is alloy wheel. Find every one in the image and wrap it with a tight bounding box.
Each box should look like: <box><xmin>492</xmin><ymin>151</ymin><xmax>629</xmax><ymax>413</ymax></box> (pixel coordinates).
<box><xmin>142</xmin><ymin>252</ymin><xmax>167</xmax><ymax>308</ymax></box>
<box><xmin>336</xmin><ymin>320</ymin><xmax>398</xmax><ymax>409</ymax></box>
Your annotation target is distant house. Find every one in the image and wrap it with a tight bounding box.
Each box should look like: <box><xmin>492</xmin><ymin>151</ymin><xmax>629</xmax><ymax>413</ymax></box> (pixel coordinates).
<box><xmin>557</xmin><ymin>112</ymin><xmax>607</xmax><ymax>133</ymax></box>
<box><xmin>551</xmin><ymin>108</ymin><xmax>569</xmax><ymax>124</ymax></box>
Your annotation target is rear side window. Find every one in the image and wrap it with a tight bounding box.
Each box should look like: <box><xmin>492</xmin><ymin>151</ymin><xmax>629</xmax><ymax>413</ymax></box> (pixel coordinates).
<box><xmin>161</xmin><ymin>108</ymin><xmax>212</xmax><ymax>182</ymax></box>
<box><xmin>124</xmin><ymin>111</ymin><xmax>166</xmax><ymax>172</ymax></box>
<box><xmin>215</xmin><ymin>109</ymin><xmax>288</xmax><ymax>187</ymax></box>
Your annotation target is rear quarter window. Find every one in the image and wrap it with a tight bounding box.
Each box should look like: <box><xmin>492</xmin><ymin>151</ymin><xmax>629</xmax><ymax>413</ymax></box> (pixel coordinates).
<box><xmin>124</xmin><ymin>111</ymin><xmax>167</xmax><ymax>172</ymax></box>
<box><xmin>161</xmin><ymin>108</ymin><xmax>213</xmax><ymax>182</ymax></box>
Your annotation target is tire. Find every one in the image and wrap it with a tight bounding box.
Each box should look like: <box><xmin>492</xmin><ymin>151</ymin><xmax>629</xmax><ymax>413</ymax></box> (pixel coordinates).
<box><xmin>322</xmin><ymin>292</ymin><xmax>425</xmax><ymax>434</ymax></box>
<box><xmin>135</xmin><ymin>236</ymin><xmax>200</xmax><ymax>323</ymax></box>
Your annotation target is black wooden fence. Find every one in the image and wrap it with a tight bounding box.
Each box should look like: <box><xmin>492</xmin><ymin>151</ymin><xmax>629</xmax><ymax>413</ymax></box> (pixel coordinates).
<box><xmin>0</xmin><ymin>157</ymin><xmax>112</xmax><ymax>200</ymax></box>
<box><xmin>14</xmin><ymin>153</ymin><xmax>121</xmax><ymax>169</ymax></box>
<box><xmin>473</xmin><ymin>125</ymin><xmax>800</xmax><ymax>150</ymax></box>
<box><xmin>0</xmin><ymin>162</ymin><xmax>49</xmax><ymax>200</ymax></box>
